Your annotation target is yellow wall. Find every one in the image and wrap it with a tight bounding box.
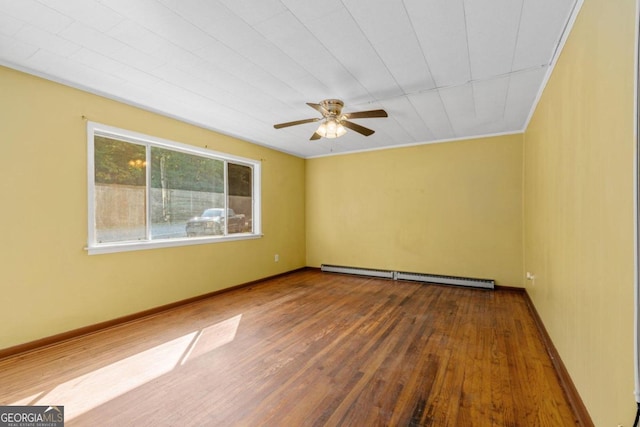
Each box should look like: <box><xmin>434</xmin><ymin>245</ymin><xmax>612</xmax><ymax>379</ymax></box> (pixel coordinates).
<box><xmin>523</xmin><ymin>0</ymin><xmax>636</xmax><ymax>424</ymax></box>
<box><xmin>306</xmin><ymin>134</ymin><xmax>524</xmax><ymax>286</ymax></box>
<box><xmin>0</xmin><ymin>66</ymin><xmax>306</xmax><ymax>350</ymax></box>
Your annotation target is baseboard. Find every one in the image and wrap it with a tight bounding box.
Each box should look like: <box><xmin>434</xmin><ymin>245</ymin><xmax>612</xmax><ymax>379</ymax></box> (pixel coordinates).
<box><xmin>494</xmin><ymin>284</ymin><xmax>526</xmax><ymax>292</ymax></box>
<box><xmin>0</xmin><ymin>267</ymin><xmax>308</xmax><ymax>361</ymax></box>
<box><xmin>521</xmin><ymin>290</ymin><xmax>594</xmax><ymax>427</ymax></box>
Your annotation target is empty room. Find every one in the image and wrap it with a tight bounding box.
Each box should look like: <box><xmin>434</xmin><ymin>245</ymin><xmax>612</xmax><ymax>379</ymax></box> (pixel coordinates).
<box><xmin>0</xmin><ymin>0</ymin><xmax>637</xmax><ymax>425</ymax></box>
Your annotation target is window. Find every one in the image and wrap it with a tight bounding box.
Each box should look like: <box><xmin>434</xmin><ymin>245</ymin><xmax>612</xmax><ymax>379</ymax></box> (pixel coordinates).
<box><xmin>87</xmin><ymin>122</ymin><xmax>261</xmax><ymax>254</ymax></box>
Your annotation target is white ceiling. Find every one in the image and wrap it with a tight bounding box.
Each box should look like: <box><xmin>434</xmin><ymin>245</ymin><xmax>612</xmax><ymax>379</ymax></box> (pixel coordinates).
<box><xmin>0</xmin><ymin>0</ymin><xmax>579</xmax><ymax>158</ymax></box>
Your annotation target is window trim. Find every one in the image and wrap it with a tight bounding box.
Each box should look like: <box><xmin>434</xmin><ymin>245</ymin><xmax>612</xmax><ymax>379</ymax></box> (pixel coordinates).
<box><xmin>86</xmin><ymin>121</ymin><xmax>262</xmax><ymax>255</ymax></box>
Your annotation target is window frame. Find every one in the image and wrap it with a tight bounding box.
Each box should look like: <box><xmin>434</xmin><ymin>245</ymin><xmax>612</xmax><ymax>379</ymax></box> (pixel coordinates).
<box><xmin>86</xmin><ymin>121</ymin><xmax>262</xmax><ymax>255</ymax></box>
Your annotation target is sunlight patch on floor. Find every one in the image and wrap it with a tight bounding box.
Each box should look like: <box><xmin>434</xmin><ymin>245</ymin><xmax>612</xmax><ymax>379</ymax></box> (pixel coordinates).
<box><xmin>11</xmin><ymin>314</ymin><xmax>242</xmax><ymax>421</ymax></box>
<box><xmin>179</xmin><ymin>314</ymin><xmax>242</xmax><ymax>364</ymax></box>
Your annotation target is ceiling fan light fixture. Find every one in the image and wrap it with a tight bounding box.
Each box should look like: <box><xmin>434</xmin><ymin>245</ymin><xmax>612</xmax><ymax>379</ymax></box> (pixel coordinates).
<box><xmin>317</xmin><ymin>118</ymin><xmax>346</xmax><ymax>139</ymax></box>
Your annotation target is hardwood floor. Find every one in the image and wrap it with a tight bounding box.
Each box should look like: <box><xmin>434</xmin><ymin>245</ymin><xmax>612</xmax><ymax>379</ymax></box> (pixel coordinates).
<box><xmin>0</xmin><ymin>269</ymin><xmax>577</xmax><ymax>426</ymax></box>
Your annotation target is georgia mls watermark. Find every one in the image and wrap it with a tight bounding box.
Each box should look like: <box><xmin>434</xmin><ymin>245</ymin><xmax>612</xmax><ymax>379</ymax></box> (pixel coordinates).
<box><xmin>0</xmin><ymin>406</ymin><xmax>64</xmax><ymax>427</ymax></box>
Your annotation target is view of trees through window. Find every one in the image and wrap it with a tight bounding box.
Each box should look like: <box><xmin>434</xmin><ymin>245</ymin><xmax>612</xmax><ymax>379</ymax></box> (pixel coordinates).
<box><xmin>92</xmin><ymin>134</ymin><xmax>254</xmax><ymax>245</ymax></box>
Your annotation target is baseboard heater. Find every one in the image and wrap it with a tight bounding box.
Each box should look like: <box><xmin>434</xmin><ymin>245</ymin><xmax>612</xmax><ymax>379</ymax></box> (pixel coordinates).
<box><xmin>320</xmin><ymin>264</ymin><xmax>395</xmax><ymax>279</ymax></box>
<box><xmin>320</xmin><ymin>264</ymin><xmax>494</xmax><ymax>290</ymax></box>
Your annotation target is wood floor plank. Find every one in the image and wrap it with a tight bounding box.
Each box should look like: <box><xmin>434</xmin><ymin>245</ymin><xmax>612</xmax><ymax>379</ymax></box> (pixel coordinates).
<box><xmin>0</xmin><ymin>270</ymin><xmax>579</xmax><ymax>426</ymax></box>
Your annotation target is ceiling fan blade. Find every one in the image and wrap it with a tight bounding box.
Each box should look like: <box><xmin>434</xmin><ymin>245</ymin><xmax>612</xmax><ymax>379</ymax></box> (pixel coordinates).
<box><xmin>310</xmin><ymin>132</ymin><xmax>322</xmax><ymax>140</ymax></box>
<box><xmin>273</xmin><ymin>117</ymin><xmax>320</xmax><ymax>129</ymax></box>
<box><xmin>342</xmin><ymin>120</ymin><xmax>375</xmax><ymax>137</ymax></box>
<box><xmin>343</xmin><ymin>109</ymin><xmax>388</xmax><ymax>119</ymax></box>
<box><xmin>307</xmin><ymin>102</ymin><xmax>328</xmax><ymax>115</ymax></box>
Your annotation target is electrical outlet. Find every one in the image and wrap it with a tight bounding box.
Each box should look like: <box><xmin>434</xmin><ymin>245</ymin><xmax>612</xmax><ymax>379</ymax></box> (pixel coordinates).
<box><xmin>274</xmin><ymin>254</ymin><xmax>279</xmax><ymax>262</ymax></box>
<box><xmin>526</xmin><ymin>272</ymin><xmax>535</xmax><ymax>280</ymax></box>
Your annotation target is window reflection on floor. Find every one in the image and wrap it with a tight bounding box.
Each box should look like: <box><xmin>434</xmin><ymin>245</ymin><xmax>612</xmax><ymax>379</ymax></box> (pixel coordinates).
<box><xmin>10</xmin><ymin>314</ymin><xmax>242</xmax><ymax>421</ymax></box>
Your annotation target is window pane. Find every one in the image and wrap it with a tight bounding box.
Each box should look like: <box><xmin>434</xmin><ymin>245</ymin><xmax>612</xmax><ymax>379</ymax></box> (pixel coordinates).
<box><xmin>228</xmin><ymin>163</ymin><xmax>252</xmax><ymax>234</ymax></box>
<box><xmin>94</xmin><ymin>136</ymin><xmax>147</xmax><ymax>243</ymax></box>
<box><xmin>150</xmin><ymin>147</ymin><xmax>224</xmax><ymax>239</ymax></box>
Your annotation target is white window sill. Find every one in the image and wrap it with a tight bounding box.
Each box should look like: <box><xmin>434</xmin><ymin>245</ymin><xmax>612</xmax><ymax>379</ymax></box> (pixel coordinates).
<box><xmin>86</xmin><ymin>233</ymin><xmax>263</xmax><ymax>255</ymax></box>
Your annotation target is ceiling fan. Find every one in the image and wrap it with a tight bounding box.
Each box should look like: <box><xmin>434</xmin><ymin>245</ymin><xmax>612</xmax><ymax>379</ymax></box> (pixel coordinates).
<box><xmin>273</xmin><ymin>99</ymin><xmax>388</xmax><ymax>140</ymax></box>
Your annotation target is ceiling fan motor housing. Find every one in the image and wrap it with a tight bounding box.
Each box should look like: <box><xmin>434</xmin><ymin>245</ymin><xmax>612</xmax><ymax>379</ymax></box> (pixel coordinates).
<box><xmin>320</xmin><ymin>99</ymin><xmax>344</xmax><ymax>118</ymax></box>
